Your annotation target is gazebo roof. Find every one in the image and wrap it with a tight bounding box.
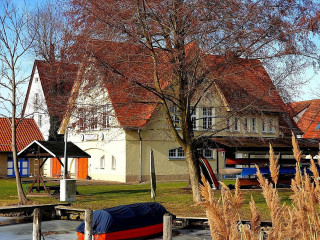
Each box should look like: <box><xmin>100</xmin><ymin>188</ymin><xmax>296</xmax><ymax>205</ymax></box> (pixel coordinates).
<box><xmin>18</xmin><ymin>140</ymin><xmax>91</xmax><ymax>158</ymax></box>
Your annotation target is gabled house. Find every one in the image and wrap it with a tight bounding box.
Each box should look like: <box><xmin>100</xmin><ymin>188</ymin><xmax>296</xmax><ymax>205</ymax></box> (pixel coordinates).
<box><xmin>288</xmin><ymin>99</ymin><xmax>320</xmax><ymax>138</ymax></box>
<box><xmin>0</xmin><ymin>118</ymin><xmax>44</xmax><ymax>177</ymax></box>
<box><xmin>55</xmin><ymin>52</ymin><xmax>299</xmax><ymax>182</ymax></box>
<box><xmin>22</xmin><ymin>60</ymin><xmax>78</xmax><ymax>140</ymax></box>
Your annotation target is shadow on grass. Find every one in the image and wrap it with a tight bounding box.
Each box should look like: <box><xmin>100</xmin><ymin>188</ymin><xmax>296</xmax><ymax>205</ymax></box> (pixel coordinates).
<box><xmin>77</xmin><ymin>189</ymin><xmax>150</xmax><ymax>196</ymax></box>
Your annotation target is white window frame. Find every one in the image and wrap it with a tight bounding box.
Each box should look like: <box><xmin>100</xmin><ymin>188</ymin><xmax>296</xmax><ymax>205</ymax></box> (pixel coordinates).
<box><xmin>244</xmin><ymin>118</ymin><xmax>249</xmax><ymax>132</ymax></box>
<box><xmin>100</xmin><ymin>155</ymin><xmax>105</xmax><ymax>169</ymax></box>
<box><xmin>269</xmin><ymin>118</ymin><xmax>274</xmax><ymax>133</ymax></box>
<box><xmin>191</xmin><ymin>107</ymin><xmax>197</xmax><ymax>130</ymax></box>
<box><xmin>38</xmin><ymin>114</ymin><xmax>42</xmax><ymax>128</ymax></box>
<box><xmin>252</xmin><ymin>118</ymin><xmax>256</xmax><ymax>132</ymax></box>
<box><xmin>226</xmin><ymin>118</ymin><xmax>231</xmax><ymax>131</ymax></box>
<box><xmin>197</xmin><ymin>148</ymin><xmax>213</xmax><ymax>159</ymax></box>
<box><xmin>168</xmin><ymin>147</ymin><xmax>185</xmax><ymax>159</ymax></box>
<box><xmin>234</xmin><ymin>117</ymin><xmax>239</xmax><ymax>132</ymax></box>
<box><xmin>202</xmin><ymin>107</ymin><xmax>213</xmax><ymax>130</ymax></box>
<box><xmin>78</xmin><ymin>108</ymin><xmax>86</xmax><ymax>131</ymax></box>
<box><xmin>102</xmin><ymin>104</ymin><xmax>110</xmax><ymax>129</ymax></box>
<box><xmin>169</xmin><ymin>106</ymin><xmax>180</xmax><ymax>128</ymax></box>
<box><xmin>262</xmin><ymin>118</ymin><xmax>267</xmax><ymax>133</ymax></box>
<box><xmin>90</xmin><ymin>107</ymin><xmax>98</xmax><ymax>130</ymax></box>
<box><xmin>111</xmin><ymin>156</ymin><xmax>116</xmax><ymax>170</ymax></box>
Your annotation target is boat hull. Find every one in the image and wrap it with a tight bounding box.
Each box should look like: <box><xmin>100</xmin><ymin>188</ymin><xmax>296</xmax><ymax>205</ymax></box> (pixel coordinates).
<box><xmin>76</xmin><ymin>223</ymin><xmax>163</xmax><ymax>240</ymax></box>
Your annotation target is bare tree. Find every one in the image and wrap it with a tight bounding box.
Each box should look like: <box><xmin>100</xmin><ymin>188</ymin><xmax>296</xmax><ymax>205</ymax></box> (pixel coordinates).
<box><xmin>0</xmin><ymin>0</ymin><xmax>34</xmax><ymax>204</ymax></box>
<box><xmin>67</xmin><ymin>0</ymin><xmax>320</xmax><ymax>202</ymax></box>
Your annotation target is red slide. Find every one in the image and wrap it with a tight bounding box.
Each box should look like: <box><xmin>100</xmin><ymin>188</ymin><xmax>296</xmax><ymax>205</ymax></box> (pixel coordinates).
<box><xmin>199</xmin><ymin>155</ymin><xmax>220</xmax><ymax>189</ymax></box>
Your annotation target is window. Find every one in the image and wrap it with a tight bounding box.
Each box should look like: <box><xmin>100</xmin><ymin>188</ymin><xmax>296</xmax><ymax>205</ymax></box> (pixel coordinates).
<box><xmin>269</xmin><ymin>118</ymin><xmax>274</xmax><ymax>133</ymax></box>
<box><xmin>234</xmin><ymin>117</ymin><xmax>239</xmax><ymax>132</ymax></box>
<box><xmin>226</xmin><ymin>118</ymin><xmax>230</xmax><ymax>131</ymax></box>
<box><xmin>35</xmin><ymin>77</ymin><xmax>39</xmax><ymax>82</ymax></box>
<box><xmin>100</xmin><ymin>155</ymin><xmax>105</xmax><ymax>169</ymax></box>
<box><xmin>202</xmin><ymin>107</ymin><xmax>213</xmax><ymax>130</ymax></box>
<box><xmin>252</xmin><ymin>118</ymin><xmax>256</xmax><ymax>132</ymax></box>
<box><xmin>34</xmin><ymin>93</ymin><xmax>39</xmax><ymax>111</ymax></box>
<box><xmin>198</xmin><ymin>148</ymin><xmax>213</xmax><ymax>159</ymax></box>
<box><xmin>244</xmin><ymin>118</ymin><xmax>249</xmax><ymax>132</ymax></box>
<box><xmin>191</xmin><ymin>107</ymin><xmax>197</xmax><ymax>130</ymax></box>
<box><xmin>102</xmin><ymin>104</ymin><xmax>110</xmax><ymax>128</ymax></box>
<box><xmin>169</xmin><ymin>106</ymin><xmax>180</xmax><ymax>127</ymax></box>
<box><xmin>38</xmin><ymin>114</ymin><xmax>42</xmax><ymax>128</ymax></box>
<box><xmin>316</xmin><ymin>122</ymin><xmax>320</xmax><ymax>130</ymax></box>
<box><xmin>169</xmin><ymin>148</ymin><xmax>185</xmax><ymax>159</ymax></box>
<box><xmin>111</xmin><ymin>156</ymin><xmax>116</xmax><ymax>170</ymax></box>
<box><xmin>90</xmin><ymin>108</ymin><xmax>98</xmax><ymax>130</ymax></box>
<box><xmin>78</xmin><ymin>108</ymin><xmax>86</xmax><ymax>131</ymax></box>
<box><xmin>262</xmin><ymin>119</ymin><xmax>267</xmax><ymax>133</ymax></box>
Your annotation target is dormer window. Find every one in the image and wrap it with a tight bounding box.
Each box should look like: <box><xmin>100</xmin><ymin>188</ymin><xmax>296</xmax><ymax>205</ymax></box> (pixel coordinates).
<box><xmin>35</xmin><ymin>77</ymin><xmax>39</xmax><ymax>82</ymax></box>
<box><xmin>316</xmin><ymin>122</ymin><xmax>320</xmax><ymax>130</ymax></box>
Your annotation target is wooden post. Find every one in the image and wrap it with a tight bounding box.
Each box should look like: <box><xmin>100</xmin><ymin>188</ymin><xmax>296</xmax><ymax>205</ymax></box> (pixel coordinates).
<box><xmin>163</xmin><ymin>213</ymin><xmax>172</xmax><ymax>240</ymax></box>
<box><xmin>84</xmin><ymin>209</ymin><xmax>93</xmax><ymax>240</ymax></box>
<box><xmin>33</xmin><ymin>208</ymin><xmax>41</xmax><ymax>240</ymax></box>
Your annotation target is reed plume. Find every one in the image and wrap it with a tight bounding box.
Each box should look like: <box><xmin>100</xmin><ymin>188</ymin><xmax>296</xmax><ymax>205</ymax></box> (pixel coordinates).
<box><xmin>269</xmin><ymin>144</ymin><xmax>280</xmax><ymax>187</ymax></box>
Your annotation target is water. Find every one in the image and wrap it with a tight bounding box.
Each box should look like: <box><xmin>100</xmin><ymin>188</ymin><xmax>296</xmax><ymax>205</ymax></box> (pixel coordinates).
<box><xmin>0</xmin><ymin>220</ymin><xmax>80</xmax><ymax>240</ymax></box>
<box><xmin>0</xmin><ymin>219</ymin><xmax>212</xmax><ymax>240</ymax></box>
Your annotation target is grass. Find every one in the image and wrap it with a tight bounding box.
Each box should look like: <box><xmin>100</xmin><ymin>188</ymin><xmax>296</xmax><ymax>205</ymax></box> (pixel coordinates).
<box><xmin>0</xmin><ymin>178</ymin><xmax>294</xmax><ymax>220</ymax></box>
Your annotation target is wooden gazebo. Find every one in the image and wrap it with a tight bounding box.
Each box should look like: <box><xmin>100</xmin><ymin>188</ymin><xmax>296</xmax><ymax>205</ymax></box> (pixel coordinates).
<box><xmin>18</xmin><ymin>140</ymin><xmax>91</xmax><ymax>196</ymax></box>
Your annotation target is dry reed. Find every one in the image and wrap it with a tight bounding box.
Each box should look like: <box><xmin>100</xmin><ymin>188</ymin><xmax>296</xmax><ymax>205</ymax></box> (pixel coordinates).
<box><xmin>200</xmin><ymin>132</ymin><xmax>320</xmax><ymax>240</ymax></box>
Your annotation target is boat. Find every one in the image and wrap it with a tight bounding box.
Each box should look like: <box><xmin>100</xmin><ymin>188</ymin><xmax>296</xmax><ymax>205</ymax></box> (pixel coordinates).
<box><xmin>199</xmin><ymin>154</ymin><xmax>220</xmax><ymax>189</ymax></box>
<box><xmin>76</xmin><ymin>202</ymin><xmax>174</xmax><ymax>240</ymax></box>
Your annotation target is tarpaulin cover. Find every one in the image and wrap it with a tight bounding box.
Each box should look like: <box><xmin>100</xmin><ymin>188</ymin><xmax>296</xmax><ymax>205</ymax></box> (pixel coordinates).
<box><xmin>241</xmin><ymin>167</ymin><xmax>313</xmax><ymax>176</ymax></box>
<box><xmin>75</xmin><ymin>202</ymin><xmax>172</xmax><ymax>234</ymax></box>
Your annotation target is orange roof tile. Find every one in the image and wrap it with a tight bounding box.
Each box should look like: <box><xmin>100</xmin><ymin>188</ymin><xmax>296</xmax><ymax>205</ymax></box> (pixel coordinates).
<box><xmin>22</xmin><ymin>60</ymin><xmax>78</xmax><ymax>121</ymax></box>
<box><xmin>288</xmin><ymin>99</ymin><xmax>320</xmax><ymax>138</ymax></box>
<box><xmin>0</xmin><ymin>118</ymin><xmax>44</xmax><ymax>152</ymax></box>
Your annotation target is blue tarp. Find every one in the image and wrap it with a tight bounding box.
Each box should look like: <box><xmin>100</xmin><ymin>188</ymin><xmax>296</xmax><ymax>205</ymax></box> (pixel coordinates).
<box><xmin>75</xmin><ymin>202</ymin><xmax>173</xmax><ymax>234</ymax></box>
<box><xmin>241</xmin><ymin>167</ymin><xmax>313</xmax><ymax>176</ymax></box>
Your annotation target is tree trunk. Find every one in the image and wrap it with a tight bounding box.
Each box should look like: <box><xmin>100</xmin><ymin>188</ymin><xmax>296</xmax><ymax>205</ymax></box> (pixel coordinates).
<box><xmin>184</xmin><ymin>145</ymin><xmax>201</xmax><ymax>203</ymax></box>
<box><xmin>11</xmin><ymin>69</ymin><xmax>28</xmax><ymax>205</ymax></box>
<box><xmin>11</xmin><ymin>120</ymin><xmax>29</xmax><ymax>205</ymax></box>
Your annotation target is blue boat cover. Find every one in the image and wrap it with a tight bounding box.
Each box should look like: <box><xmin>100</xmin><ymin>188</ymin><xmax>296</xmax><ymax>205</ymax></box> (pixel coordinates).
<box><xmin>241</xmin><ymin>167</ymin><xmax>312</xmax><ymax>176</ymax></box>
<box><xmin>75</xmin><ymin>202</ymin><xmax>173</xmax><ymax>234</ymax></box>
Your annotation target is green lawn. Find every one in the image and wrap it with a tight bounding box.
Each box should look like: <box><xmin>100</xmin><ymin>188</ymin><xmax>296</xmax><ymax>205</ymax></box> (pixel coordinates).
<box><xmin>0</xmin><ymin>178</ymin><xmax>293</xmax><ymax>220</ymax></box>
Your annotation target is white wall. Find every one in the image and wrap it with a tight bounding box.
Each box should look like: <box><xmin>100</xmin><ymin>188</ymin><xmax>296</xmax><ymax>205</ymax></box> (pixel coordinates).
<box><xmin>23</xmin><ymin>67</ymin><xmax>51</xmax><ymax>141</ymax></box>
<box><xmin>66</xmin><ymin>75</ymin><xmax>127</xmax><ymax>182</ymax></box>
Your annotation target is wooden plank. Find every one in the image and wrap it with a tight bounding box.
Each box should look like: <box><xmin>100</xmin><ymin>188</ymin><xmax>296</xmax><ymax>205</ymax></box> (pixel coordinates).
<box><xmin>33</xmin><ymin>208</ymin><xmax>41</xmax><ymax>240</ymax></box>
<box><xmin>0</xmin><ymin>203</ymin><xmax>70</xmax><ymax>213</ymax></box>
<box><xmin>84</xmin><ymin>209</ymin><xmax>93</xmax><ymax>240</ymax></box>
<box><xmin>163</xmin><ymin>213</ymin><xmax>172</xmax><ymax>240</ymax></box>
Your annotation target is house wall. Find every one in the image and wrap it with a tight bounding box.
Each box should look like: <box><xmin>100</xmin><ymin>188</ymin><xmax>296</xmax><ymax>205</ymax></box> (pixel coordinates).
<box><xmin>23</xmin><ymin>67</ymin><xmax>51</xmax><ymax>141</ymax></box>
<box><xmin>66</xmin><ymin>76</ymin><xmax>127</xmax><ymax>182</ymax></box>
<box><xmin>68</xmin><ymin>127</ymin><xmax>127</xmax><ymax>182</ymax></box>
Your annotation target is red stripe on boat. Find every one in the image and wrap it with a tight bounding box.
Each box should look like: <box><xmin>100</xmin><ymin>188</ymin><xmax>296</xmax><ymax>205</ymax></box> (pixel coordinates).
<box><xmin>77</xmin><ymin>223</ymin><xmax>163</xmax><ymax>240</ymax></box>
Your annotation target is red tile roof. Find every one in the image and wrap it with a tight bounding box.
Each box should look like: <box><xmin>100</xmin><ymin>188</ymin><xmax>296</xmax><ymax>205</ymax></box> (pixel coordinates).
<box><xmin>0</xmin><ymin>118</ymin><xmax>44</xmax><ymax>152</ymax></box>
<box><xmin>61</xmin><ymin>41</ymin><xmax>298</xmax><ymax>133</ymax></box>
<box><xmin>22</xmin><ymin>60</ymin><xmax>78</xmax><ymax>120</ymax></box>
<box><xmin>288</xmin><ymin>99</ymin><xmax>320</xmax><ymax>138</ymax></box>
<box><xmin>206</xmin><ymin>56</ymin><xmax>286</xmax><ymax>113</ymax></box>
